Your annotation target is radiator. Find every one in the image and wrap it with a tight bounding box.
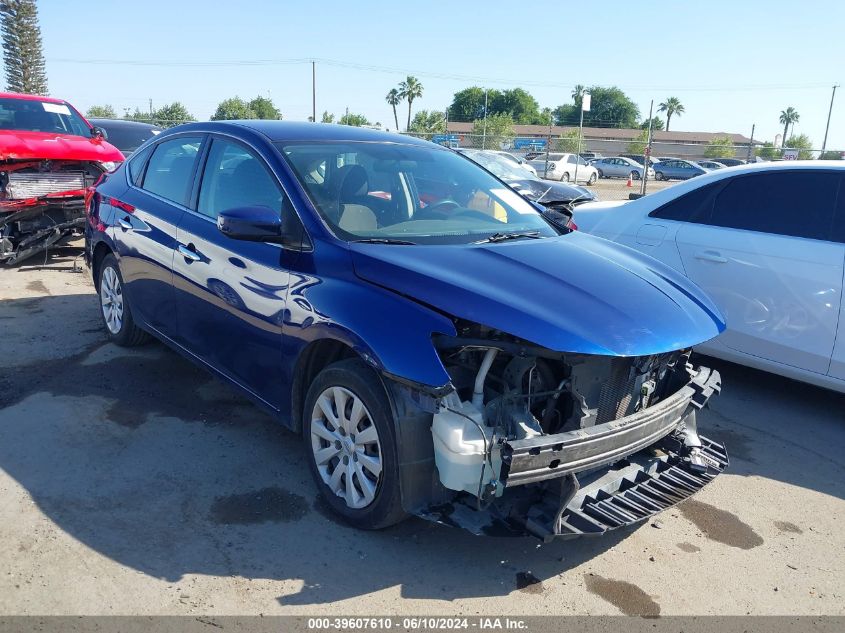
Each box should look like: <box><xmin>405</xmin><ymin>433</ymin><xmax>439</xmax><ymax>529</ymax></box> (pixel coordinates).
<box><xmin>6</xmin><ymin>171</ymin><xmax>86</xmax><ymax>200</ymax></box>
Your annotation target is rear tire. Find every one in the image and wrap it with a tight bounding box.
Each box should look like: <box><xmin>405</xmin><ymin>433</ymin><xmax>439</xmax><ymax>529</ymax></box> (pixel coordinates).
<box><xmin>98</xmin><ymin>254</ymin><xmax>149</xmax><ymax>347</ymax></box>
<box><xmin>303</xmin><ymin>358</ymin><xmax>407</xmax><ymax>530</ymax></box>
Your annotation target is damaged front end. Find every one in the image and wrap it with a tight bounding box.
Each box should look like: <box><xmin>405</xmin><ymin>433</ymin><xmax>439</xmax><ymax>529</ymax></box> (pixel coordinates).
<box><xmin>0</xmin><ymin>159</ymin><xmax>108</xmax><ymax>265</ymax></box>
<box><xmin>413</xmin><ymin>322</ymin><xmax>726</xmax><ymax>541</ymax></box>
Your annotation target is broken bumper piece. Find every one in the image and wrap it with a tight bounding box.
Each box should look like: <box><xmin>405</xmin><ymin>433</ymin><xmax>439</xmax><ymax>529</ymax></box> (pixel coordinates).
<box><xmin>419</xmin><ymin>435</ymin><xmax>728</xmax><ymax>541</ymax></box>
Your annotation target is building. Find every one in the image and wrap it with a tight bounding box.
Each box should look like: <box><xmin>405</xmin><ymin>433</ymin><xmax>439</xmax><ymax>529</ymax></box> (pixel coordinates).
<box><xmin>444</xmin><ymin>122</ymin><xmax>760</xmax><ymax>160</ymax></box>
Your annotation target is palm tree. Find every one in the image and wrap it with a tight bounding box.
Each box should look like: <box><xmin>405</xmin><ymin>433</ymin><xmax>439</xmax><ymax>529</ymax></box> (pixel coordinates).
<box><xmin>779</xmin><ymin>107</ymin><xmax>800</xmax><ymax>145</ymax></box>
<box><xmin>398</xmin><ymin>76</ymin><xmax>423</xmax><ymax>131</ymax></box>
<box><xmin>385</xmin><ymin>88</ymin><xmax>401</xmax><ymax>131</ymax></box>
<box><xmin>658</xmin><ymin>97</ymin><xmax>685</xmax><ymax>131</ymax></box>
<box><xmin>571</xmin><ymin>84</ymin><xmax>585</xmax><ymax>107</ymax></box>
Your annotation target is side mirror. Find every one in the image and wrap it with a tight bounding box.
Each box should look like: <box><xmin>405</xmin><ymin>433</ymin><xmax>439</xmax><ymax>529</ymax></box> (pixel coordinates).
<box><xmin>90</xmin><ymin>126</ymin><xmax>108</xmax><ymax>140</ymax></box>
<box><xmin>217</xmin><ymin>206</ymin><xmax>282</xmax><ymax>242</ymax></box>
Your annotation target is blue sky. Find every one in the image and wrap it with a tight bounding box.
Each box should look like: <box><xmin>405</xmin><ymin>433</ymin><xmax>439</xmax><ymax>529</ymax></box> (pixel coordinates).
<box><xmin>39</xmin><ymin>0</ymin><xmax>845</xmax><ymax>148</ymax></box>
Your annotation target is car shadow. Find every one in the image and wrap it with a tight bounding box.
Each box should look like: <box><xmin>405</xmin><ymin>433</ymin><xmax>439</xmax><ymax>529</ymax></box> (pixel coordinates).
<box><xmin>0</xmin><ymin>293</ymin><xmax>843</xmax><ymax>606</ymax></box>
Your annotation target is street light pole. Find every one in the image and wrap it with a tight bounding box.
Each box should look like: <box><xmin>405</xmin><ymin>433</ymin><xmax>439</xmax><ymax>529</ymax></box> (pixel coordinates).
<box><xmin>821</xmin><ymin>84</ymin><xmax>839</xmax><ymax>157</ymax></box>
<box><xmin>311</xmin><ymin>60</ymin><xmax>316</xmax><ymax>123</ymax></box>
<box><xmin>640</xmin><ymin>99</ymin><xmax>653</xmax><ymax>196</ymax></box>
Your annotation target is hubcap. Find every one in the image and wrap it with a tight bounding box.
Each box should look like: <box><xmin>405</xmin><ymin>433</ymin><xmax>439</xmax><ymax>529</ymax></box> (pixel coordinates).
<box><xmin>310</xmin><ymin>386</ymin><xmax>382</xmax><ymax>509</ymax></box>
<box><xmin>100</xmin><ymin>266</ymin><xmax>124</xmax><ymax>335</ymax></box>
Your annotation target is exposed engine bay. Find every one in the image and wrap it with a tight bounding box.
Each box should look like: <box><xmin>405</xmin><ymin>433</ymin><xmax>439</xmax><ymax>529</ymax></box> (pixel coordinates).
<box><xmin>0</xmin><ymin>159</ymin><xmax>106</xmax><ymax>265</ymax></box>
<box><xmin>422</xmin><ymin>321</ymin><xmax>727</xmax><ymax>540</ymax></box>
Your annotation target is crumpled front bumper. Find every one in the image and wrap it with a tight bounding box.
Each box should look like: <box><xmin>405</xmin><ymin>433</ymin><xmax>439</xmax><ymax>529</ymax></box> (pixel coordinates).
<box><xmin>417</xmin><ymin>365</ymin><xmax>727</xmax><ymax>540</ymax></box>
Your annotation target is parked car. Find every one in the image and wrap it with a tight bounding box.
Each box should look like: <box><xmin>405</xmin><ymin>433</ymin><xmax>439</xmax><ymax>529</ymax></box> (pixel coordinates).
<box><xmin>573</xmin><ymin>161</ymin><xmax>845</xmax><ymax>393</ymax></box>
<box><xmin>88</xmin><ymin>118</ymin><xmax>163</xmax><ymax>158</ymax></box>
<box><xmin>85</xmin><ymin>121</ymin><xmax>727</xmax><ymax>539</ymax></box>
<box><xmin>528</xmin><ymin>152</ymin><xmax>599</xmax><ymax>184</ymax></box>
<box><xmin>619</xmin><ymin>153</ymin><xmax>661</xmax><ymax>168</ymax></box>
<box><xmin>579</xmin><ymin>152</ymin><xmax>602</xmax><ymax>160</ymax></box>
<box><xmin>696</xmin><ymin>160</ymin><xmax>727</xmax><ymax>170</ymax></box>
<box><xmin>457</xmin><ymin>148</ymin><xmax>595</xmax><ymax>210</ymax></box>
<box><xmin>487</xmin><ymin>150</ymin><xmax>537</xmax><ymax>176</ymax></box>
<box><xmin>0</xmin><ymin>92</ymin><xmax>124</xmax><ymax>265</ymax></box>
<box><xmin>653</xmin><ymin>159</ymin><xmax>708</xmax><ymax>181</ymax></box>
<box><xmin>592</xmin><ymin>156</ymin><xmax>655</xmax><ymax>180</ymax></box>
<box><xmin>711</xmin><ymin>158</ymin><xmax>746</xmax><ymax>167</ymax></box>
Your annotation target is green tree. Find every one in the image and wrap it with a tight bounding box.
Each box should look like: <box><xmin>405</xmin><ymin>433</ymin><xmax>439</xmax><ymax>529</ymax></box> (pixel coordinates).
<box><xmin>756</xmin><ymin>141</ymin><xmax>780</xmax><ymax>160</ymax></box>
<box><xmin>626</xmin><ymin>129</ymin><xmax>651</xmax><ymax>155</ymax></box>
<box><xmin>703</xmin><ymin>136</ymin><xmax>736</xmax><ymax>158</ymax></box>
<box><xmin>153</xmin><ymin>102</ymin><xmax>195</xmax><ymax>127</ymax></box>
<box><xmin>0</xmin><ymin>0</ymin><xmax>47</xmax><ymax>94</ymax></box>
<box><xmin>784</xmin><ymin>133</ymin><xmax>813</xmax><ymax>159</ymax></box>
<box><xmin>86</xmin><ymin>104</ymin><xmax>116</xmax><ymax>119</ymax></box>
<box><xmin>657</xmin><ymin>97</ymin><xmax>684</xmax><ymax>131</ymax></box>
<box><xmin>211</xmin><ymin>97</ymin><xmax>255</xmax><ymax>121</ymax></box>
<box><xmin>779</xmin><ymin>107</ymin><xmax>800</xmax><ymax>145</ymax></box>
<box><xmin>819</xmin><ymin>150</ymin><xmax>843</xmax><ymax>160</ymax></box>
<box><xmin>408</xmin><ymin>109</ymin><xmax>446</xmax><ymax>134</ymax></box>
<box><xmin>321</xmin><ymin>110</ymin><xmax>334</xmax><ymax>123</ymax></box>
<box><xmin>449</xmin><ymin>87</ymin><xmax>496</xmax><ymax>122</ymax></box>
<box><xmin>472</xmin><ymin>113</ymin><xmax>514</xmax><ymax>150</ymax></box>
<box><xmin>398</xmin><ymin>75</ymin><xmax>423</xmax><ymax>130</ymax></box>
<box><xmin>248</xmin><ymin>95</ymin><xmax>281</xmax><ymax>119</ymax></box>
<box><xmin>489</xmin><ymin>88</ymin><xmax>542</xmax><ymax>124</ymax></box>
<box><xmin>551</xmin><ymin>130</ymin><xmax>580</xmax><ymax>153</ymax></box>
<box><xmin>571</xmin><ymin>84</ymin><xmax>586</xmax><ymax>108</ymax></box>
<box><xmin>385</xmin><ymin>88</ymin><xmax>401</xmax><ymax>131</ymax></box>
<box><xmin>640</xmin><ymin>116</ymin><xmax>664</xmax><ymax>131</ymax></box>
<box><xmin>554</xmin><ymin>86</ymin><xmax>639</xmax><ymax>129</ymax></box>
<box><xmin>339</xmin><ymin>112</ymin><xmax>369</xmax><ymax>127</ymax></box>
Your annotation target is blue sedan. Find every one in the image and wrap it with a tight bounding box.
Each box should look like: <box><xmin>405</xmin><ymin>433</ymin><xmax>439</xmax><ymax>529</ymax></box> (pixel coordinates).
<box><xmin>85</xmin><ymin>121</ymin><xmax>727</xmax><ymax>538</ymax></box>
<box><xmin>653</xmin><ymin>158</ymin><xmax>708</xmax><ymax>181</ymax></box>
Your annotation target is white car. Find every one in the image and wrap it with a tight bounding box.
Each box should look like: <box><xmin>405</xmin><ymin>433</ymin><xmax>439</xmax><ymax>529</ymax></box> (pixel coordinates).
<box><xmin>528</xmin><ymin>153</ymin><xmax>598</xmax><ymax>185</ymax></box>
<box><xmin>489</xmin><ymin>150</ymin><xmax>538</xmax><ymax>176</ymax></box>
<box><xmin>573</xmin><ymin>161</ymin><xmax>845</xmax><ymax>393</ymax></box>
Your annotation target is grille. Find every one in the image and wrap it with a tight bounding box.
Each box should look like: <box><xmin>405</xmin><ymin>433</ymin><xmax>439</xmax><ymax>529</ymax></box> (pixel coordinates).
<box><xmin>6</xmin><ymin>171</ymin><xmax>85</xmax><ymax>199</ymax></box>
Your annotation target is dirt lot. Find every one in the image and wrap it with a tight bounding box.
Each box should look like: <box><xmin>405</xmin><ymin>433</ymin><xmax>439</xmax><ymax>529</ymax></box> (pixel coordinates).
<box><xmin>1</xmin><ymin>247</ymin><xmax>843</xmax><ymax>616</ymax></box>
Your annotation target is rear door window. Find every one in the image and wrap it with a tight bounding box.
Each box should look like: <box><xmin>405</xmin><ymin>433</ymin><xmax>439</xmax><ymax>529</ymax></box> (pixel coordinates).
<box><xmin>709</xmin><ymin>171</ymin><xmax>837</xmax><ymax>240</ymax></box>
<box><xmin>141</xmin><ymin>136</ymin><xmax>203</xmax><ymax>205</ymax></box>
<box><xmin>649</xmin><ymin>182</ymin><xmax>720</xmax><ymax>222</ymax></box>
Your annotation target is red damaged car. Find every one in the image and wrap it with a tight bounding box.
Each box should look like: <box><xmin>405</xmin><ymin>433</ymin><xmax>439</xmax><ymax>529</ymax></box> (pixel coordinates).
<box><xmin>0</xmin><ymin>92</ymin><xmax>124</xmax><ymax>265</ymax></box>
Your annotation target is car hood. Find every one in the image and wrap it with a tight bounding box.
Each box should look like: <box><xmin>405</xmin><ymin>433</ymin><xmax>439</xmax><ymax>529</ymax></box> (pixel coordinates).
<box><xmin>0</xmin><ymin>130</ymin><xmax>124</xmax><ymax>162</ymax></box>
<box><xmin>509</xmin><ymin>178</ymin><xmax>595</xmax><ymax>204</ymax></box>
<box><xmin>350</xmin><ymin>232</ymin><xmax>724</xmax><ymax>356</ymax></box>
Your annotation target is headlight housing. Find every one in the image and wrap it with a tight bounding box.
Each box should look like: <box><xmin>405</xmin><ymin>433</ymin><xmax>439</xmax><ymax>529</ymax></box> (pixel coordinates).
<box><xmin>98</xmin><ymin>161</ymin><xmax>120</xmax><ymax>172</ymax></box>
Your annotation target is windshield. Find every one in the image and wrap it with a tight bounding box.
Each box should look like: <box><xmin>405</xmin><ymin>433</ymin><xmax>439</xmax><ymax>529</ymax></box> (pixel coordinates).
<box><xmin>279</xmin><ymin>141</ymin><xmax>558</xmax><ymax>245</ymax></box>
<box><xmin>460</xmin><ymin>149</ymin><xmax>534</xmax><ymax>182</ymax></box>
<box><xmin>0</xmin><ymin>98</ymin><xmax>91</xmax><ymax>137</ymax></box>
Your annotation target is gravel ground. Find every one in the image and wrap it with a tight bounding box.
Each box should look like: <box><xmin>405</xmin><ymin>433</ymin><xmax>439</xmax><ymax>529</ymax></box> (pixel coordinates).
<box><xmin>0</xmin><ymin>246</ymin><xmax>843</xmax><ymax>616</ymax></box>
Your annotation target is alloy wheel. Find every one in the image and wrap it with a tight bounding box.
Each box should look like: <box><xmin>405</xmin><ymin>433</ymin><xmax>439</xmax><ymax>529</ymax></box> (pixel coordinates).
<box><xmin>100</xmin><ymin>266</ymin><xmax>124</xmax><ymax>335</ymax></box>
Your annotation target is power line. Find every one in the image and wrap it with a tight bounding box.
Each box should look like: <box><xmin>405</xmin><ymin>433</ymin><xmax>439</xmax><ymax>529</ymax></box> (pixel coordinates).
<box><xmin>46</xmin><ymin>56</ymin><xmax>836</xmax><ymax>93</ymax></box>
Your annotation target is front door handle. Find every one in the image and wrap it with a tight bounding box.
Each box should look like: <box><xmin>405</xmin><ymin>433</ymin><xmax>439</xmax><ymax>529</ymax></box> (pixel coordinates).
<box><xmin>694</xmin><ymin>250</ymin><xmax>728</xmax><ymax>264</ymax></box>
<box><xmin>117</xmin><ymin>217</ymin><xmax>132</xmax><ymax>230</ymax></box>
<box><xmin>177</xmin><ymin>243</ymin><xmax>201</xmax><ymax>262</ymax></box>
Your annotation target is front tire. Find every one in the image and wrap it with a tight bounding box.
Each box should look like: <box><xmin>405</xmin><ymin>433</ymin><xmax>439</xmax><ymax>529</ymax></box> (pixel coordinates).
<box><xmin>304</xmin><ymin>358</ymin><xmax>406</xmax><ymax>529</ymax></box>
<box><xmin>597</xmin><ymin>169</ymin><xmax>604</xmax><ymax>179</ymax></box>
<box><xmin>587</xmin><ymin>172</ymin><xmax>597</xmax><ymax>185</ymax></box>
<box><xmin>561</xmin><ymin>172</ymin><xmax>570</xmax><ymax>183</ymax></box>
<box><xmin>98</xmin><ymin>254</ymin><xmax>148</xmax><ymax>346</ymax></box>
<box><xmin>655</xmin><ymin>171</ymin><xmax>665</xmax><ymax>181</ymax></box>
<box><xmin>630</xmin><ymin>170</ymin><xmax>640</xmax><ymax>181</ymax></box>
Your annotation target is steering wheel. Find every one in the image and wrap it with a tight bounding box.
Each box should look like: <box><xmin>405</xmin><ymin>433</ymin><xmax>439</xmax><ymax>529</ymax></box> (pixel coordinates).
<box><xmin>413</xmin><ymin>199</ymin><xmax>460</xmax><ymax>220</ymax></box>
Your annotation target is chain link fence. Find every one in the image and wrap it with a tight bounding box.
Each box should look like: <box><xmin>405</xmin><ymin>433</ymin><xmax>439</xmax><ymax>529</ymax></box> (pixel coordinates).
<box><xmin>402</xmin><ymin>131</ymin><xmax>844</xmax><ymax>202</ymax></box>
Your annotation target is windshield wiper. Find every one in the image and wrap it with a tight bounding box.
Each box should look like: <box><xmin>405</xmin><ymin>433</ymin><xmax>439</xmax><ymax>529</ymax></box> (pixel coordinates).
<box><xmin>473</xmin><ymin>231</ymin><xmax>542</xmax><ymax>244</ymax></box>
<box><xmin>351</xmin><ymin>238</ymin><xmax>417</xmax><ymax>245</ymax></box>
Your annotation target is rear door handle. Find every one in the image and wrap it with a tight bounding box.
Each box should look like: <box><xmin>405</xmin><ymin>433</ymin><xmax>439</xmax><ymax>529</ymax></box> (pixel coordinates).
<box><xmin>177</xmin><ymin>243</ymin><xmax>201</xmax><ymax>262</ymax></box>
<box><xmin>117</xmin><ymin>217</ymin><xmax>132</xmax><ymax>230</ymax></box>
<box><xmin>694</xmin><ymin>250</ymin><xmax>728</xmax><ymax>264</ymax></box>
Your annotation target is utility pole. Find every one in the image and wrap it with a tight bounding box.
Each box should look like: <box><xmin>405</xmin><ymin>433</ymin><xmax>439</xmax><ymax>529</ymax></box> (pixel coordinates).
<box><xmin>574</xmin><ymin>92</ymin><xmax>590</xmax><ymax>185</ymax></box>
<box><xmin>821</xmin><ymin>84</ymin><xmax>839</xmax><ymax>157</ymax></box>
<box><xmin>746</xmin><ymin>124</ymin><xmax>755</xmax><ymax>162</ymax></box>
<box><xmin>312</xmin><ymin>61</ymin><xmax>316</xmax><ymax>123</ymax></box>
<box><xmin>640</xmin><ymin>99</ymin><xmax>654</xmax><ymax>196</ymax></box>
<box><xmin>544</xmin><ymin>112</ymin><xmax>552</xmax><ymax>178</ymax></box>
<box><xmin>482</xmin><ymin>88</ymin><xmax>488</xmax><ymax>150</ymax></box>
<box><xmin>148</xmin><ymin>98</ymin><xmax>153</xmax><ymax>121</ymax></box>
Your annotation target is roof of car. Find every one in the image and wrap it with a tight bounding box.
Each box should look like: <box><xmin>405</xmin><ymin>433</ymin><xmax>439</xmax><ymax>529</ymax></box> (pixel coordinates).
<box><xmin>88</xmin><ymin>118</ymin><xmax>163</xmax><ymax>131</ymax></box>
<box><xmin>0</xmin><ymin>91</ymin><xmax>65</xmax><ymax>104</ymax></box>
<box><xmin>165</xmin><ymin>120</ymin><xmax>435</xmax><ymax>146</ymax></box>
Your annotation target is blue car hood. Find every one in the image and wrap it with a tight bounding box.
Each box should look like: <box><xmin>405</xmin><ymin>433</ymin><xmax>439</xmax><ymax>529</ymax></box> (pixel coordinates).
<box><xmin>349</xmin><ymin>232</ymin><xmax>725</xmax><ymax>356</ymax></box>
